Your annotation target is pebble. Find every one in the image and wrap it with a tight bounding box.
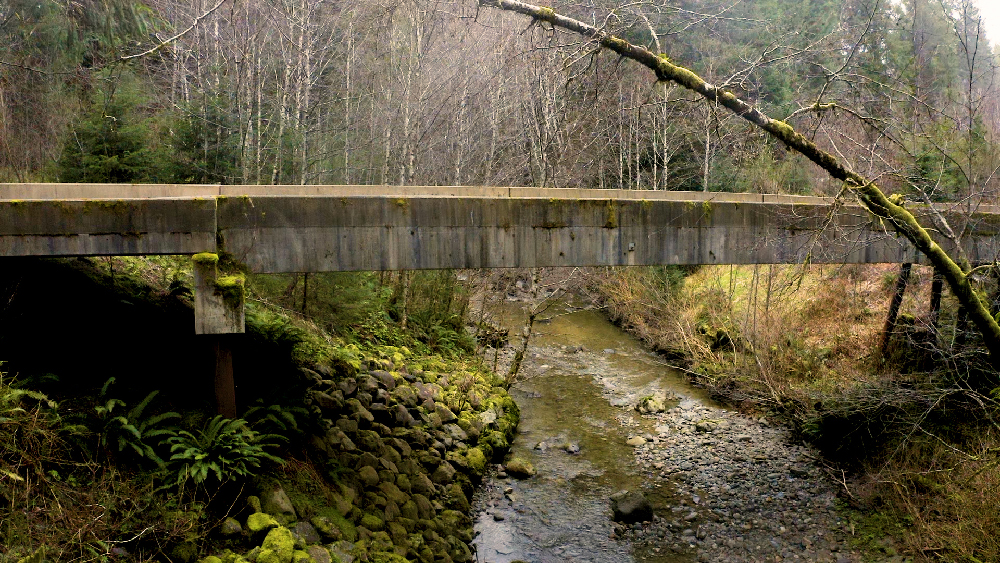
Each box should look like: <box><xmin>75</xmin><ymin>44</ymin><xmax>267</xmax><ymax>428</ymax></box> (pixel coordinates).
<box><xmin>625</xmin><ymin>402</ymin><xmax>860</xmax><ymax>563</ymax></box>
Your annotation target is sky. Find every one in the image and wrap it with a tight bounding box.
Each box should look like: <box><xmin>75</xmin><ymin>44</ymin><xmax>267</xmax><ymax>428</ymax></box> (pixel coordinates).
<box><xmin>974</xmin><ymin>0</ymin><xmax>1000</xmax><ymax>46</ymax></box>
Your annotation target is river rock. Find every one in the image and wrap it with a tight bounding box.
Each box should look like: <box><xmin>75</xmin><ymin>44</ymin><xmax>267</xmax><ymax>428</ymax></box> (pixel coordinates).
<box><xmin>504</xmin><ymin>458</ymin><xmax>535</xmax><ymax>478</ymax></box>
<box><xmin>636</xmin><ymin>395</ymin><xmax>666</xmax><ymax>414</ymax></box>
<box><xmin>339</xmin><ymin>378</ymin><xmax>358</xmax><ymax>397</ymax></box>
<box><xmin>626</xmin><ymin>436</ymin><xmax>647</xmax><ymax>446</ymax></box>
<box><xmin>610</xmin><ymin>490</ymin><xmax>653</xmax><ymax>523</ymax></box>
<box><xmin>695</xmin><ymin>420</ymin><xmax>718</xmax><ymax>433</ymax></box>
<box><xmin>371</xmin><ymin>370</ymin><xmax>396</xmax><ymax>390</ymax></box>
<box><xmin>310</xmin><ymin>516</ymin><xmax>343</xmax><ymax>541</ymax></box>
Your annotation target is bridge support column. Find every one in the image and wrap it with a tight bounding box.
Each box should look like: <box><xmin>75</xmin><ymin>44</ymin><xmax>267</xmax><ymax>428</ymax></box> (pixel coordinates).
<box><xmin>192</xmin><ymin>253</ymin><xmax>245</xmax><ymax>418</ymax></box>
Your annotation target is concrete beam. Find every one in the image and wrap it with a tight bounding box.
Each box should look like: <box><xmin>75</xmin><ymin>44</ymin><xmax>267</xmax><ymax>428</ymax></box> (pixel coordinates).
<box><xmin>217</xmin><ymin>195</ymin><xmax>1000</xmax><ymax>272</ymax></box>
<box><xmin>0</xmin><ymin>197</ymin><xmax>217</xmax><ymax>256</ymax></box>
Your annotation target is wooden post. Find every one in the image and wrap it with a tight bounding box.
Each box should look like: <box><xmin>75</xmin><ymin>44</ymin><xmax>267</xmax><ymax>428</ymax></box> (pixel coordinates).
<box><xmin>192</xmin><ymin>253</ymin><xmax>245</xmax><ymax>417</ymax></box>
<box><xmin>929</xmin><ymin>266</ymin><xmax>943</xmax><ymax>330</ymax></box>
<box><xmin>881</xmin><ymin>262</ymin><xmax>912</xmax><ymax>358</ymax></box>
<box><xmin>214</xmin><ymin>336</ymin><xmax>237</xmax><ymax>418</ymax></box>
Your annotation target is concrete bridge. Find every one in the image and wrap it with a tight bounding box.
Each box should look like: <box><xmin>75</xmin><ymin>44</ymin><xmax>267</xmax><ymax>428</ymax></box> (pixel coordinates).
<box><xmin>4</xmin><ymin>183</ymin><xmax>998</xmax><ymax>413</ymax></box>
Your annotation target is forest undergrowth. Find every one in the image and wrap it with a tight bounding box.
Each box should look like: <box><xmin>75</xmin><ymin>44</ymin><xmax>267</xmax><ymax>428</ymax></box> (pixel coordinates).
<box><xmin>593</xmin><ymin>264</ymin><xmax>1000</xmax><ymax>562</ymax></box>
<box><xmin>0</xmin><ymin>257</ymin><xmax>493</xmax><ymax>563</ymax></box>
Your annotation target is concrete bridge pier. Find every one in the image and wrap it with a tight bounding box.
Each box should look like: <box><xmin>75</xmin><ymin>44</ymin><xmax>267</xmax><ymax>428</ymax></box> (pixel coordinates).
<box><xmin>192</xmin><ymin>253</ymin><xmax>245</xmax><ymax>417</ymax></box>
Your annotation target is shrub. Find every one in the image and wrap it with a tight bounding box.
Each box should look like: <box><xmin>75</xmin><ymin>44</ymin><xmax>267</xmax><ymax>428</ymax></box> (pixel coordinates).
<box><xmin>164</xmin><ymin>415</ymin><xmax>284</xmax><ymax>490</ymax></box>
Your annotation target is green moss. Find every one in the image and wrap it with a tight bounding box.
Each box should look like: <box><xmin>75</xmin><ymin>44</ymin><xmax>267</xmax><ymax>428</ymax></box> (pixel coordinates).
<box><xmin>247</xmin><ymin>512</ymin><xmax>280</xmax><ymax>534</ymax></box>
<box><xmin>394</xmin><ymin>198</ymin><xmax>408</xmax><ymax>209</ymax></box>
<box><xmin>83</xmin><ymin>199</ymin><xmax>129</xmax><ymax>214</ymax></box>
<box><xmin>257</xmin><ymin>527</ymin><xmax>295</xmax><ymax>563</ymax></box>
<box><xmin>604</xmin><ymin>203</ymin><xmax>618</xmax><ymax>229</ymax></box>
<box><xmin>214</xmin><ymin>275</ymin><xmax>245</xmax><ymax>308</ymax></box>
<box><xmin>199</xmin><ymin>557</ymin><xmax>223</xmax><ymax>563</ymax></box>
<box><xmin>312</xmin><ymin>509</ymin><xmax>357</xmax><ymax>542</ymax></box>
<box><xmin>361</xmin><ymin>513</ymin><xmax>385</xmax><ymax>532</ymax></box>
<box><xmin>370</xmin><ymin>553</ymin><xmax>411</xmax><ymax>563</ymax></box>
<box><xmin>465</xmin><ymin>447</ymin><xmax>486</xmax><ymax>476</ymax></box>
<box><xmin>701</xmin><ymin>201</ymin><xmax>713</xmax><ymax>221</ymax></box>
<box><xmin>291</xmin><ymin>550</ymin><xmax>311</xmax><ymax>563</ymax></box>
<box><xmin>192</xmin><ymin>252</ymin><xmax>220</xmax><ymax>266</ymax></box>
<box><xmin>537</xmin><ymin>6</ymin><xmax>555</xmax><ymax>17</ymax></box>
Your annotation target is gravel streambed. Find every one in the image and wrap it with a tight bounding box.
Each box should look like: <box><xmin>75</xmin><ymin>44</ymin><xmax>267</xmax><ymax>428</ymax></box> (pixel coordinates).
<box><xmin>622</xmin><ymin>403</ymin><xmax>862</xmax><ymax>563</ymax></box>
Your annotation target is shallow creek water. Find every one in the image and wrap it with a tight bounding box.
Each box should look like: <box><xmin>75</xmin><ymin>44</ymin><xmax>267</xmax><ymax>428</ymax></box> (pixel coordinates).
<box><xmin>472</xmin><ymin>301</ymin><xmax>714</xmax><ymax>563</ymax></box>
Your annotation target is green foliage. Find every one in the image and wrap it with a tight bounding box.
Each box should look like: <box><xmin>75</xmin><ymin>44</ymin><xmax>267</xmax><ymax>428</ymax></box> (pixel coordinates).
<box><xmin>164</xmin><ymin>416</ymin><xmax>284</xmax><ymax>489</ymax></box>
<box><xmin>56</xmin><ymin>72</ymin><xmax>168</xmax><ymax>183</ymax></box>
<box><xmin>167</xmin><ymin>98</ymin><xmax>243</xmax><ymax>183</ymax></box>
<box><xmin>244</xmin><ymin>400</ymin><xmax>310</xmax><ymax>442</ymax></box>
<box><xmin>95</xmin><ymin>377</ymin><xmax>179</xmax><ymax>466</ymax></box>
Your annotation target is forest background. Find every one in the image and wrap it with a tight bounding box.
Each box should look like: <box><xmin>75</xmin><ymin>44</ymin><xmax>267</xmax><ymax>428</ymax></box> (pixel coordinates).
<box><xmin>6</xmin><ymin>0</ymin><xmax>1000</xmax><ymax>559</ymax></box>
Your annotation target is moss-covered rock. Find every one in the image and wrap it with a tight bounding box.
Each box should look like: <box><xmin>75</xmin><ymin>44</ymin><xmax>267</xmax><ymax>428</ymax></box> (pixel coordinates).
<box><xmin>464</xmin><ymin>447</ymin><xmax>486</xmax><ymax>477</ymax></box>
<box><xmin>261</xmin><ymin>486</ymin><xmax>297</xmax><ymax>525</ymax></box>
<box><xmin>504</xmin><ymin>458</ymin><xmax>535</xmax><ymax>479</ymax></box>
<box><xmin>247</xmin><ymin>512</ymin><xmax>280</xmax><ymax>535</ymax></box>
<box><xmin>359</xmin><ymin>465</ymin><xmax>380</xmax><ymax>487</ymax></box>
<box><xmin>361</xmin><ymin>513</ymin><xmax>385</xmax><ymax>532</ymax></box>
<box><xmin>257</xmin><ymin>527</ymin><xmax>295</xmax><ymax>563</ymax></box>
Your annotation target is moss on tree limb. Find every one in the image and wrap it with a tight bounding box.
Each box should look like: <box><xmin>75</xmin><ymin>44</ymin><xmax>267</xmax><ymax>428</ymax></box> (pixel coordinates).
<box><xmin>479</xmin><ymin>0</ymin><xmax>1000</xmax><ymax>369</ymax></box>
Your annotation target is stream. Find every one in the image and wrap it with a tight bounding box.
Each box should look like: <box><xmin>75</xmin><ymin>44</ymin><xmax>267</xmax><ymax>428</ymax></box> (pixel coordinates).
<box><xmin>472</xmin><ymin>300</ymin><xmax>863</xmax><ymax>563</ymax></box>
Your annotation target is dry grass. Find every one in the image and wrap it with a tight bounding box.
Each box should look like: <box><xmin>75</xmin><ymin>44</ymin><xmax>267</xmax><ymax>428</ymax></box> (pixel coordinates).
<box><xmin>854</xmin><ymin>425</ymin><xmax>1000</xmax><ymax>561</ymax></box>
<box><xmin>596</xmin><ymin>263</ymin><xmax>941</xmax><ymax>401</ymax></box>
<box><xmin>594</xmin><ymin>264</ymin><xmax>1000</xmax><ymax>561</ymax></box>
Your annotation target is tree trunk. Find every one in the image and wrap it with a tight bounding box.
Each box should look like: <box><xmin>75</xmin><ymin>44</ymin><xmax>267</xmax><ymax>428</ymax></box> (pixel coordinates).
<box><xmin>881</xmin><ymin>263</ymin><xmax>912</xmax><ymax>358</ymax></box>
<box><xmin>479</xmin><ymin>0</ymin><xmax>1000</xmax><ymax>369</ymax></box>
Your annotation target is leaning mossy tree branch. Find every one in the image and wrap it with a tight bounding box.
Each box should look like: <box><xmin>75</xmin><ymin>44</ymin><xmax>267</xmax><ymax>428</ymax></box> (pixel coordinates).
<box><xmin>479</xmin><ymin>0</ymin><xmax>1000</xmax><ymax>368</ymax></box>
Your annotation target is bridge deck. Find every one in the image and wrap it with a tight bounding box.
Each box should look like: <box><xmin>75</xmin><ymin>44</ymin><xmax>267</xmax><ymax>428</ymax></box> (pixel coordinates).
<box><xmin>2</xmin><ymin>184</ymin><xmax>998</xmax><ymax>271</ymax></box>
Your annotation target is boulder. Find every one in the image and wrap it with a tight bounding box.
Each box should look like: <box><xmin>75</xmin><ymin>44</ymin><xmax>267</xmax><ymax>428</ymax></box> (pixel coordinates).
<box><xmin>695</xmin><ymin>420</ymin><xmax>718</xmax><ymax>433</ymax></box>
<box><xmin>247</xmin><ymin>512</ymin><xmax>280</xmax><ymax>535</ymax></box>
<box><xmin>220</xmin><ymin>517</ymin><xmax>243</xmax><ymax>536</ymax></box>
<box><xmin>257</xmin><ymin>526</ymin><xmax>295</xmax><ymax>563</ymax></box>
<box><xmin>292</xmin><ymin>521</ymin><xmax>322</xmax><ymax>545</ymax></box>
<box><xmin>313</xmin><ymin>391</ymin><xmax>344</xmax><ymax>412</ymax></box>
<box><xmin>626</xmin><ymin>436</ymin><xmax>647</xmax><ymax>447</ymax></box>
<box><xmin>309</xmin><ymin>516</ymin><xmax>343</xmax><ymax>542</ymax></box>
<box><xmin>635</xmin><ymin>395</ymin><xmax>666</xmax><ymax>414</ymax></box>
<box><xmin>306</xmin><ymin>546</ymin><xmax>332</xmax><ymax>563</ymax></box>
<box><xmin>431</xmin><ymin>461</ymin><xmax>456</xmax><ymax>484</ymax></box>
<box><xmin>610</xmin><ymin>490</ymin><xmax>653</xmax><ymax>523</ymax></box>
<box><xmin>339</xmin><ymin>378</ymin><xmax>358</xmax><ymax>397</ymax></box>
<box><xmin>435</xmin><ymin>404</ymin><xmax>458</xmax><ymax>423</ymax></box>
<box><xmin>359</xmin><ymin>465</ymin><xmax>380</xmax><ymax>487</ymax></box>
<box><xmin>371</xmin><ymin>370</ymin><xmax>397</xmax><ymax>390</ymax></box>
<box><xmin>504</xmin><ymin>458</ymin><xmax>535</xmax><ymax>479</ymax></box>
<box><xmin>261</xmin><ymin>486</ymin><xmax>297</xmax><ymax>525</ymax></box>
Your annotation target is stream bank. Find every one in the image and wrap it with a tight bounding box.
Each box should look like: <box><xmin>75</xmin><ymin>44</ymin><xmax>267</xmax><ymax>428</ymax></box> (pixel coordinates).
<box><xmin>473</xmin><ymin>298</ymin><xmax>869</xmax><ymax>563</ymax></box>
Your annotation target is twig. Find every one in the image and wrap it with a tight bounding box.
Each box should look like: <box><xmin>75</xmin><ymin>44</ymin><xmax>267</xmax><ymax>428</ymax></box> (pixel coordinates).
<box><xmin>119</xmin><ymin>0</ymin><xmax>228</xmax><ymax>61</ymax></box>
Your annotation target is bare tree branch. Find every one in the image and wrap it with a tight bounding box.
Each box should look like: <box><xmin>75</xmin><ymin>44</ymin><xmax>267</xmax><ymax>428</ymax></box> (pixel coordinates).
<box><xmin>118</xmin><ymin>0</ymin><xmax>228</xmax><ymax>61</ymax></box>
